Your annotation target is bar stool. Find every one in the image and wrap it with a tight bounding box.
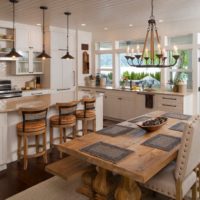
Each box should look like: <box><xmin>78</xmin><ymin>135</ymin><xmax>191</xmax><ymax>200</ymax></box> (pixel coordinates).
<box><xmin>76</xmin><ymin>98</ymin><xmax>96</xmax><ymax>136</ymax></box>
<box><xmin>49</xmin><ymin>101</ymin><xmax>78</xmax><ymax>150</ymax></box>
<box><xmin>17</xmin><ymin>106</ymin><xmax>48</xmax><ymax>170</ymax></box>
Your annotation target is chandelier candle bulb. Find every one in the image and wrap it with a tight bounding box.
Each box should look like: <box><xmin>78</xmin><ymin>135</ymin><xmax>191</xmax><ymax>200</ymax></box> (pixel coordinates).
<box><xmin>162</xmin><ymin>48</ymin><xmax>167</xmax><ymax>57</ymax></box>
<box><xmin>157</xmin><ymin>44</ymin><xmax>161</xmax><ymax>54</ymax></box>
<box><xmin>173</xmin><ymin>45</ymin><xmax>178</xmax><ymax>55</ymax></box>
<box><xmin>127</xmin><ymin>46</ymin><xmax>130</xmax><ymax>55</ymax></box>
<box><xmin>131</xmin><ymin>48</ymin><xmax>134</xmax><ymax>57</ymax></box>
<box><xmin>145</xmin><ymin>48</ymin><xmax>149</xmax><ymax>57</ymax></box>
<box><xmin>137</xmin><ymin>45</ymin><xmax>140</xmax><ymax>54</ymax></box>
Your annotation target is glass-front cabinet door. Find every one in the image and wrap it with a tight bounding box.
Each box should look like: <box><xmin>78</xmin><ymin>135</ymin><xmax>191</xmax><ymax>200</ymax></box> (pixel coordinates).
<box><xmin>17</xmin><ymin>51</ymin><xmax>29</xmax><ymax>74</ymax></box>
<box><xmin>32</xmin><ymin>51</ymin><xmax>43</xmax><ymax>74</ymax></box>
<box><xmin>13</xmin><ymin>50</ymin><xmax>43</xmax><ymax>75</ymax></box>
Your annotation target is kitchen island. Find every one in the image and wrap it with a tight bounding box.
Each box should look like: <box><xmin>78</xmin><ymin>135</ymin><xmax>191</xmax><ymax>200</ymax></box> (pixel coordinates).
<box><xmin>0</xmin><ymin>92</ymin><xmax>103</xmax><ymax>171</ymax></box>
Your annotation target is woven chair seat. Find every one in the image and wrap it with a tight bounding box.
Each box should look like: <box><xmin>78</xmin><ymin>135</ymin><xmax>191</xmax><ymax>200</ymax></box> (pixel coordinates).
<box><xmin>50</xmin><ymin>115</ymin><xmax>76</xmax><ymax>125</ymax></box>
<box><xmin>76</xmin><ymin>110</ymin><xmax>95</xmax><ymax>118</ymax></box>
<box><xmin>17</xmin><ymin>120</ymin><xmax>46</xmax><ymax>132</ymax></box>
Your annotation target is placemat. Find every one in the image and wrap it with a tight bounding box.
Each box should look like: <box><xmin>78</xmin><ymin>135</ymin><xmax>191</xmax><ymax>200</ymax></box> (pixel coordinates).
<box><xmin>97</xmin><ymin>125</ymin><xmax>135</xmax><ymax>137</ymax></box>
<box><xmin>161</xmin><ymin>112</ymin><xmax>191</xmax><ymax>120</ymax></box>
<box><xmin>129</xmin><ymin>116</ymin><xmax>152</xmax><ymax>123</ymax></box>
<box><xmin>127</xmin><ymin>128</ymin><xmax>147</xmax><ymax>136</ymax></box>
<box><xmin>142</xmin><ymin>134</ymin><xmax>181</xmax><ymax>151</ymax></box>
<box><xmin>80</xmin><ymin>142</ymin><xmax>133</xmax><ymax>163</ymax></box>
<box><xmin>169</xmin><ymin>122</ymin><xmax>187</xmax><ymax>132</ymax></box>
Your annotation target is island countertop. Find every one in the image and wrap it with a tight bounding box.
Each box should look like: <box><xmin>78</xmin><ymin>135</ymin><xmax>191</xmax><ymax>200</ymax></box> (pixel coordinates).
<box><xmin>0</xmin><ymin>92</ymin><xmax>103</xmax><ymax>113</ymax></box>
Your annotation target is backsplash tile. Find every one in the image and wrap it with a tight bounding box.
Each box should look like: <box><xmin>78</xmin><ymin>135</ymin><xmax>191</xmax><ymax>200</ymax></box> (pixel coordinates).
<box><xmin>0</xmin><ymin>62</ymin><xmax>35</xmax><ymax>89</ymax></box>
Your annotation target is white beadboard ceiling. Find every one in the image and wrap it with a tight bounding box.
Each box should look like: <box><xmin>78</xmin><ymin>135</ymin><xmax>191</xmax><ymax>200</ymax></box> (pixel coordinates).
<box><xmin>0</xmin><ymin>0</ymin><xmax>200</xmax><ymax>32</ymax></box>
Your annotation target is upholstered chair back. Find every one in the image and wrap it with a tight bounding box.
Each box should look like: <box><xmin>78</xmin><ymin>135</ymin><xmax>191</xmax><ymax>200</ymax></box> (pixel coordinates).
<box><xmin>175</xmin><ymin>116</ymin><xmax>200</xmax><ymax>181</ymax></box>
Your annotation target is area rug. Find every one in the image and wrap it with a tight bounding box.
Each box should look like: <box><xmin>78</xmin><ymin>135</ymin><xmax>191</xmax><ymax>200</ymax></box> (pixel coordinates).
<box><xmin>6</xmin><ymin>174</ymin><xmax>192</xmax><ymax>200</ymax></box>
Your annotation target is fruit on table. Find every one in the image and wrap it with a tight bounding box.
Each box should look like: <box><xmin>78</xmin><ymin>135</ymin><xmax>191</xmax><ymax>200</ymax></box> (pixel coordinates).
<box><xmin>142</xmin><ymin>117</ymin><xmax>167</xmax><ymax>126</ymax></box>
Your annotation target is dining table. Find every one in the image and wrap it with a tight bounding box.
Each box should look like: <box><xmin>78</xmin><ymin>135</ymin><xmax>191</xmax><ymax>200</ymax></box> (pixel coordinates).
<box><xmin>57</xmin><ymin>111</ymin><xmax>192</xmax><ymax>200</ymax></box>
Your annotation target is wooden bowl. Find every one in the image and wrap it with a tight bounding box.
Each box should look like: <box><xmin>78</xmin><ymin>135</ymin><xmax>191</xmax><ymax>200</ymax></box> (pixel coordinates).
<box><xmin>137</xmin><ymin>117</ymin><xmax>168</xmax><ymax>132</ymax></box>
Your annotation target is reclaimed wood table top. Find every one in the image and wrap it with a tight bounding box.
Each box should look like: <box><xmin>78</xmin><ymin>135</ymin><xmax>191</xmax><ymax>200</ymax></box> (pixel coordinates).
<box><xmin>58</xmin><ymin>111</ymin><xmax>192</xmax><ymax>183</ymax></box>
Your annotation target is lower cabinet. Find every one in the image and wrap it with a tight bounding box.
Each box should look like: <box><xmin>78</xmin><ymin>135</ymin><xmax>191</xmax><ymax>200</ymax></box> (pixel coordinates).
<box><xmin>104</xmin><ymin>91</ymin><xmax>137</xmax><ymax>120</ymax></box>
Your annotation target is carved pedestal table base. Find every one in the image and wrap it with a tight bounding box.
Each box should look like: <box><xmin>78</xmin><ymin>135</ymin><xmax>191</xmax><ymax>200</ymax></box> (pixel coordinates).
<box><xmin>115</xmin><ymin>176</ymin><xmax>141</xmax><ymax>200</ymax></box>
<box><xmin>77</xmin><ymin>166</ymin><xmax>141</xmax><ymax>200</ymax></box>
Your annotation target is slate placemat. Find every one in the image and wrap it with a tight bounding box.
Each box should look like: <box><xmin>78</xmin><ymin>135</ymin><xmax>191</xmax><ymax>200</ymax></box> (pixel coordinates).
<box><xmin>129</xmin><ymin>116</ymin><xmax>152</xmax><ymax>123</ymax></box>
<box><xmin>169</xmin><ymin>122</ymin><xmax>187</xmax><ymax>132</ymax></box>
<box><xmin>97</xmin><ymin>125</ymin><xmax>135</xmax><ymax>137</ymax></box>
<box><xmin>80</xmin><ymin>142</ymin><xmax>133</xmax><ymax>163</ymax></box>
<box><xmin>142</xmin><ymin>134</ymin><xmax>181</xmax><ymax>151</ymax></box>
<box><xmin>161</xmin><ymin>112</ymin><xmax>191</xmax><ymax>120</ymax></box>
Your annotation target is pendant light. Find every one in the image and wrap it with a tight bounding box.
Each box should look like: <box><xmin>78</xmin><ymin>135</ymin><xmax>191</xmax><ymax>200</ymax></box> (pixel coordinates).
<box><xmin>6</xmin><ymin>0</ymin><xmax>22</xmax><ymax>58</ymax></box>
<box><xmin>37</xmin><ymin>6</ymin><xmax>51</xmax><ymax>60</ymax></box>
<box><xmin>62</xmin><ymin>12</ymin><xmax>74</xmax><ymax>59</ymax></box>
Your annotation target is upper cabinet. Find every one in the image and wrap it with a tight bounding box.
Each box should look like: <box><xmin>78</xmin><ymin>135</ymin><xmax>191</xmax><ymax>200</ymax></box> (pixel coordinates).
<box><xmin>16</xmin><ymin>24</ymin><xmax>42</xmax><ymax>51</ymax></box>
<box><xmin>0</xmin><ymin>27</ymin><xmax>14</xmax><ymax>57</ymax></box>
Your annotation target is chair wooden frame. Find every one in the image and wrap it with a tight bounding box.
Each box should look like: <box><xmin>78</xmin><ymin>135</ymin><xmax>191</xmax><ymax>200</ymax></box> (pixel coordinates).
<box><xmin>49</xmin><ymin>101</ymin><xmax>78</xmax><ymax>150</ymax></box>
<box><xmin>76</xmin><ymin>98</ymin><xmax>96</xmax><ymax>136</ymax></box>
<box><xmin>17</xmin><ymin>106</ymin><xmax>48</xmax><ymax>170</ymax></box>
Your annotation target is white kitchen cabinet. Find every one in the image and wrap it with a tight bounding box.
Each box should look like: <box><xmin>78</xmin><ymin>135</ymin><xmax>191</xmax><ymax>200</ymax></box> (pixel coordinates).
<box><xmin>50</xmin><ymin>50</ymin><xmax>76</xmax><ymax>90</ymax></box>
<box><xmin>10</xmin><ymin>49</ymin><xmax>44</xmax><ymax>75</ymax></box>
<box><xmin>16</xmin><ymin>25</ymin><xmax>42</xmax><ymax>51</ymax></box>
<box><xmin>135</xmin><ymin>93</ymin><xmax>157</xmax><ymax>116</ymax></box>
<box><xmin>104</xmin><ymin>91</ymin><xmax>137</xmax><ymax>120</ymax></box>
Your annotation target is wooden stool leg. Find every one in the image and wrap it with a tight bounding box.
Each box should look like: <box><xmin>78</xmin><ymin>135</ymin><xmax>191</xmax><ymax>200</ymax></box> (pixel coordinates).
<box><xmin>43</xmin><ymin>131</ymin><xmax>48</xmax><ymax>164</ymax></box>
<box><xmin>23</xmin><ymin>135</ymin><xmax>28</xmax><ymax>170</ymax></box>
<box><xmin>59</xmin><ymin>127</ymin><xmax>63</xmax><ymax>158</ymax></box>
<box><xmin>17</xmin><ymin>134</ymin><xmax>22</xmax><ymax>161</ymax></box>
<box><xmin>50</xmin><ymin>126</ymin><xmax>53</xmax><ymax>149</ymax></box>
<box><xmin>83</xmin><ymin>119</ymin><xmax>87</xmax><ymax>135</ymax></box>
<box><xmin>93</xmin><ymin>119</ymin><xmax>96</xmax><ymax>132</ymax></box>
<box><xmin>63</xmin><ymin>128</ymin><xmax>66</xmax><ymax>142</ymax></box>
<box><xmin>73</xmin><ymin>124</ymin><xmax>77</xmax><ymax>139</ymax></box>
<box><xmin>35</xmin><ymin>135</ymin><xmax>39</xmax><ymax>153</ymax></box>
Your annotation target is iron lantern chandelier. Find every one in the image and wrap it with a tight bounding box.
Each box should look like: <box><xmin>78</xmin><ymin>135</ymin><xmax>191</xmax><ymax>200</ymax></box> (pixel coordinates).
<box><xmin>125</xmin><ymin>0</ymin><xmax>179</xmax><ymax>68</ymax></box>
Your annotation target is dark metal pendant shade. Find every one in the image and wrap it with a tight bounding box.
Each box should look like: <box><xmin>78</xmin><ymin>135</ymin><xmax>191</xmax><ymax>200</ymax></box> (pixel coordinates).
<box><xmin>62</xmin><ymin>12</ymin><xmax>74</xmax><ymax>59</ymax></box>
<box><xmin>37</xmin><ymin>6</ymin><xmax>51</xmax><ymax>59</ymax></box>
<box><xmin>37</xmin><ymin>50</ymin><xmax>51</xmax><ymax>59</ymax></box>
<box><xmin>6</xmin><ymin>0</ymin><xmax>22</xmax><ymax>58</ymax></box>
<box><xmin>6</xmin><ymin>47</ymin><xmax>22</xmax><ymax>57</ymax></box>
<box><xmin>61</xmin><ymin>51</ymin><xmax>74</xmax><ymax>59</ymax></box>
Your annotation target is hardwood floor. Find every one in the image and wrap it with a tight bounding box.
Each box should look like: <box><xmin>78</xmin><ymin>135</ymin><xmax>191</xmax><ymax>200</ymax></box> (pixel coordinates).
<box><xmin>0</xmin><ymin>149</ymin><xmax>60</xmax><ymax>200</ymax></box>
<box><xmin>0</xmin><ymin>119</ymin><xmax>118</xmax><ymax>200</ymax></box>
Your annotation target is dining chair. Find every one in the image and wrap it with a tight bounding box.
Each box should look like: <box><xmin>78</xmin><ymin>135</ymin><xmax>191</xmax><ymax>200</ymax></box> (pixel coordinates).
<box><xmin>142</xmin><ymin>116</ymin><xmax>200</xmax><ymax>200</ymax></box>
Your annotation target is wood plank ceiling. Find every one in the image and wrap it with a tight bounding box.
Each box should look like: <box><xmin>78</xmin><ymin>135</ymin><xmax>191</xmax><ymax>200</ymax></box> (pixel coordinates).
<box><xmin>0</xmin><ymin>0</ymin><xmax>200</xmax><ymax>32</ymax></box>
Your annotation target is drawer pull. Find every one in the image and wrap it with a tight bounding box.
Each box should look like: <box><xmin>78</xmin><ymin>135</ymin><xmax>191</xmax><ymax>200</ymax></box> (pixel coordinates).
<box><xmin>162</xmin><ymin>104</ymin><xmax>176</xmax><ymax>107</ymax></box>
<box><xmin>31</xmin><ymin>92</ymin><xmax>43</xmax><ymax>95</ymax></box>
<box><xmin>118</xmin><ymin>97</ymin><xmax>122</xmax><ymax>100</ymax></box>
<box><xmin>162</xmin><ymin>97</ymin><xmax>177</xmax><ymax>100</ymax></box>
<box><xmin>81</xmin><ymin>89</ymin><xmax>90</xmax><ymax>92</ymax></box>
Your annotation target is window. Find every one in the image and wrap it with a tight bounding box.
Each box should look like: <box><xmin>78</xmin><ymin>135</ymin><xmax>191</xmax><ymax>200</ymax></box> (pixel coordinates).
<box><xmin>119</xmin><ymin>53</ymin><xmax>161</xmax><ymax>88</ymax></box>
<box><xmin>168</xmin><ymin>49</ymin><xmax>193</xmax><ymax>89</ymax></box>
<box><xmin>166</xmin><ymin>34</ymin><xmax>193</xmax><ymax>46</ymax></box>
<box><xmin>96</xmin><ymin>54</ymin><xmax>113</xmax><ymax>86</ymax></box>
<box><xmin>95</xmin><ymin>42</ymin><xmax>112</xmax><ymax>50</ymax></box>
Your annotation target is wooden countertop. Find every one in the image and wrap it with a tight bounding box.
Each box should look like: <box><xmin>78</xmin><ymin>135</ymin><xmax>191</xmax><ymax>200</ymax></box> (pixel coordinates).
<box><xmin>79</xmin><ymin>85</ymin><xmax>192</xmax><ymax>96</ymax></box>
<box><xmin>0</xmin><ymin>93</ymin><xmax>102</xmax><ymax>113</ymax></box>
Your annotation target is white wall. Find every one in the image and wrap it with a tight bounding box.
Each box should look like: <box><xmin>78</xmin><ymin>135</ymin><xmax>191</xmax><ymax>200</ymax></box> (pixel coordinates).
<box><xmin>77</xmin><ymin>30</ymin><xmax>92</xmax><ymax>86</ymax></box>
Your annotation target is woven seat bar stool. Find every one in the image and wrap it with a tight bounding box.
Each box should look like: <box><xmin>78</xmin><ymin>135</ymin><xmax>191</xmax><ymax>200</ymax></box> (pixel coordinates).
<box><xmin>76</xmin><ymin>97</ymin><xmax>96</xmax><ymax>136</ymax></box>
<box><xmin>49</xmin><ymin>101</ymin><xmax>79</xmax><ymax>152</ymax></box>
<box><xmin>17</xmin><ymin>106</ymin><xmax>48</xmax><ymax>170</ymax></box>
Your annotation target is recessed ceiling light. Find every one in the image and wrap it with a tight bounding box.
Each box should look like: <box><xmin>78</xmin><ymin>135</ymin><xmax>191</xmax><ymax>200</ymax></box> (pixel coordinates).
<box><xmin>129</xmin><ymin>24</ymin><xmax>133</xmax><ymax>27</ymax></box>
<box><xmin>104</xmin><ymin>27</ymin><xmax>108</xmax><ymax>31</ymax></box>
<box><xmin>36</xmin><ymin>23</ymin><xmax>41</xmax><ymax>26</ymax></box>
<box><xmin>159</xmin><ymin>19</ymin><xmax>164</xmax><ymax>23</ymax></box>
<box><xmin>81</xmin><ymin>23</ymin><xmax>86</xmax><ymax>26</ymax></box>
